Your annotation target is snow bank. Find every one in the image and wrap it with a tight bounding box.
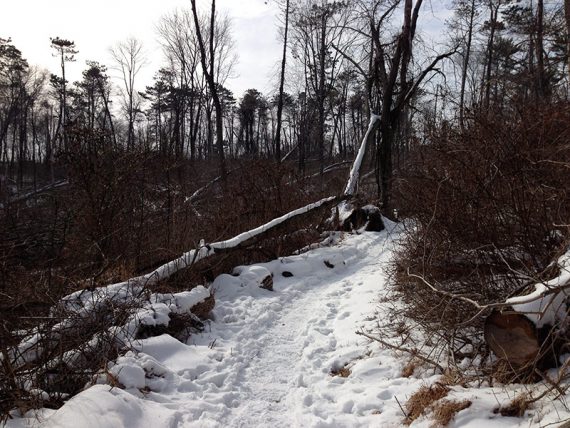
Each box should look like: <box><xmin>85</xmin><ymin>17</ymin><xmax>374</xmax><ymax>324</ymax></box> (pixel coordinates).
<box><xmin>9</xmin><ymin>286</ymin><xmax>211</xmax><ymax>368</ymax></box>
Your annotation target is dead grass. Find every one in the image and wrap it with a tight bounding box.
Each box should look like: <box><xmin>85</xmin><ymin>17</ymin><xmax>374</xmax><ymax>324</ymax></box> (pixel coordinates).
<box><xmin>496</xmin><ymin>393</ymin><xmax>531</xmax><ymax>417</ymax></box>
<box><xmin>432</xmin><ymin>399</ymin><xmax>472</xmax><ymax>427</ymax></box>
<box><xmin>405</xmin><ymin>382</ymin><xmax>450</xmax><ymax>424</ymax></box>
<box><xmin>402</xmin><ymin>358</ymin><xmax>420</xmax><ymax>378</ymax></box>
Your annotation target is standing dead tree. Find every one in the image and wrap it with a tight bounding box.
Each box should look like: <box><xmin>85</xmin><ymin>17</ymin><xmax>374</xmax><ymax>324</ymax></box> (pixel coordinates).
<box><xmin>50</xmin><ymin>37</ymin><xmax>77</xmax><ymax>152</ymax></box>
<box><xmin>274</xmin><ymin>0</ymin><xmax>291</xmax><ymax>162</ymax></box>
<box><xmin>190</xmin><ymin>0</ymin><xmax>227</xmax><ymax>180</ymax></box>
<box><xmin>110</xmin><ymin>37</ymin><xmax>145</xmax><ymax>150</ymax></box>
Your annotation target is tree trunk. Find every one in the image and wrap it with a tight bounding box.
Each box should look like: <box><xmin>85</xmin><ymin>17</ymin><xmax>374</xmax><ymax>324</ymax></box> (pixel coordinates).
<box><xmin>566</xmin><ymin>0</ymin><xmax>570</xmax><ymax>81</ymax></box>
<box><xmin>459</xmin><ymin>0</ymin><xmax>476</xmax><ymax>129</ymax></box>
<box><xmin>536</xmin><ymin>0</ymin><xmax>546</xmax><ymax>98</ymax></box>
<box><xmin>317</xmin><ymin>10</ymin><xmax>327</xmax><ymax>177</ymax></box>
<box><xmin>190</xmin><ymin>0</ymin><xmax>227</xmax><ymax>180</ymax></box>
<box><xmin>483</xmin><ymin>3</ymin><xmax>498</xmax><ymax>110</ymax></box>
<box><xmin>274</xmin><ymin>0</ymin><xmax>290</xmax><ymax>162</ymax></box>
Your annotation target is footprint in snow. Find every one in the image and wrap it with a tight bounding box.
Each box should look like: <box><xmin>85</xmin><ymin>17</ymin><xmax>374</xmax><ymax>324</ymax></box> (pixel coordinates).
<box><xmin>377</xmin><ymin>390</ymin><xmax>393</xmax><ymax>400</ymax></box>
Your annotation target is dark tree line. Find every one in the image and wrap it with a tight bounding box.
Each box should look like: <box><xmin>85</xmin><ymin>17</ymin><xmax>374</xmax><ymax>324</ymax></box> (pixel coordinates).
<box><xmin>0</xmin><ymin>0</ymin><xmax>569</xmax><ymax>205</ymax></box>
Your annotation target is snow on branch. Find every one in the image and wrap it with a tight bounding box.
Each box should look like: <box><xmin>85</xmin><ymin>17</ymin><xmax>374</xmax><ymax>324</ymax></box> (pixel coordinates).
<box><xmin>344</xmin><ymin>114</ymin><xmax>380</xmax><ymax>196</ymax></box>
<box><xmin>9</xmin><ymin>195</ymin><xmax>341</xmax><ymax>367</ymax></box>
<box><xmin>143</xmin><ymin>195</ymin><xmax>339</xmax><ymax>283</ymax></box>
<box><xmin>506</xmin><ymin>248</ymin><xmax>570</xmax><ymax>327</ymax></box>
<box><xmin>407</xmin><ymin>246</ymin><xmax>570</xmax><ymax>327</ymax></box>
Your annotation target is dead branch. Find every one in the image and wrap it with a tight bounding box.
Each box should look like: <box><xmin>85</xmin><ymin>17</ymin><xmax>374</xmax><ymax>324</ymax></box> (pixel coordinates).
<box><xmin>356</xmin><ymin>330</ymin><xmax>445</xmax><ymax>372</ymax></box>
<box><xmin>406</xmin><ymin>268</ymin><xmax>570</xmax><ymax>325</ymax></box>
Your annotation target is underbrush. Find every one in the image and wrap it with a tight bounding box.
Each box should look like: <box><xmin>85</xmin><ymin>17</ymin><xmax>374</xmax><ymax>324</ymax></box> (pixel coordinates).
<box><xmin>388</xmin><ymin>103</ymin><xmax>570</xmax><ymax>380</ymax></box>
<box><xmin>0</xmin><ymin>147</ymin><xmax>346</xmax><ymax>420</ymax></box>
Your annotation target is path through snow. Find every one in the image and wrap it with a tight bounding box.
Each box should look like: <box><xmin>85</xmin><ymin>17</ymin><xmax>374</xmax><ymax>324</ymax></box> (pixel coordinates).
<box><xmin>9</xmin><ymin>226</ymin><xmax>570</xmax><ymax>427</ymax></box>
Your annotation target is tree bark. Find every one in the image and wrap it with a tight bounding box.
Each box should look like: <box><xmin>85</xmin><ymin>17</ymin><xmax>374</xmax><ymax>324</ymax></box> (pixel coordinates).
<box><xmin>317</xmin><ymin>9</ymin><xmax>327</xmax><ymax>177</ymax></box>
<box><xmin>536</xmin><ymin>0</ymin><xmax>546</xmax><ymax>98</ymax></box>
<box><xmin>564</xmin><ymin>0</ymin><xmax>570</xmax><ymax>79</ymax></box>
<box><xmin>190</xmin><ymin>0</ymin><xmax>227</xmax><ymax>180</ymax></box>
<box><xmin>482</xmin><ymin>2</ymin><xmax>499</xmax><ymax>109</ymax></box>
<box><xmin>459</xmin><ymin>0</ymin><xmax>476</xmax><ymax>129</ymax></box>
<box><xmin>274</xmin><ymin>0</ymin><xmax>290</xmax><ymax>162</ymax></box>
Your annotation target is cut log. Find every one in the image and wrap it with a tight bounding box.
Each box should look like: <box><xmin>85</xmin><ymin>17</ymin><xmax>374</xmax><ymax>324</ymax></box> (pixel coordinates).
<box><xmin>484</xmin><ymin>310</ymin><xmax>540</xmax><ymax>368</ymax></box>
<box><xmin>484</xmin><ymin>308</ymin><xmax>565</xmax><ymax>374</ymax></box>
<box><xmin>484</xmin><ymin>249</ymin><xmax>570</xmax><ymax>373</ymax></box>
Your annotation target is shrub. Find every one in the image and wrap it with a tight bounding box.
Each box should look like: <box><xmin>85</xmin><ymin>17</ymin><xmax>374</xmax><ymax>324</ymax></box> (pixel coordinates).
<box><xmin>390</xmin><ymin>103</ymin><xmax>570</xmax><ymax>374</ymax></box>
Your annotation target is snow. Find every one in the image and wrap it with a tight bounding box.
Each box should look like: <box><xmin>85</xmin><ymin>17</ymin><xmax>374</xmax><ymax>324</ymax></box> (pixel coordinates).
<box><xmin>170</xmin><ymin>287</ymin><xmax>211</xmax><ymax>314</ymax></box>
<box><xmin>344</xmin><ymin>114</ymin><xmax>379</xmax><ymax>196</ymax></box>
<box><xmin>7</xmin><ymin>286</ymin><xmax>211</xmax><ymax>368</ymax></box>
<box><xmin>507</xmin><ymin>247</ymin><xmax>570</xmax><ymax>327</ymax></box>
<box><xmin>7</xmin><ymin>224</ymin><xmax>570</xmax><ymax>427</ymax></box>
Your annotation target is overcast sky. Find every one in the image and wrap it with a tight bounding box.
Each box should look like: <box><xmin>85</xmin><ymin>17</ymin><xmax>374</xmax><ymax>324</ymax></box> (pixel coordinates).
<box><xmin>0</xmin><ymin>0</ymin><xmax>282</xmax><ymax>97</ymax></box>
<box><xmin>1</xmin><ymin>0</ymin><xmax>451</xmax><ymax>99</ymax></box>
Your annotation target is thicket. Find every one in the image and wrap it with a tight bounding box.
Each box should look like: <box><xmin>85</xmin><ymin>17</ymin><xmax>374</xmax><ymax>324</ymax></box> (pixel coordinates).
<box><xmin>389</xmin><ymin>103</ymin><xmax>570</xmax><ymax>379</ymax></box>
<box><xmin>0</xmin><ymin>141</ymin><xmax>346</xmax><ymax>419</ymax></box>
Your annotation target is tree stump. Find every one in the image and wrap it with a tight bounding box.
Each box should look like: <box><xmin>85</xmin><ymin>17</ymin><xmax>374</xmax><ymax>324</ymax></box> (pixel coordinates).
<box><xmin>339</xmin><ymin>203</ymin><xmax>385</xmax><ymax>232</ymax></box>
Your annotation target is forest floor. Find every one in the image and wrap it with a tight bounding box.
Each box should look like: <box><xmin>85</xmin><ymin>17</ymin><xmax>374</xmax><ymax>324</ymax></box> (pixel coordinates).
<box><xmin>6</xmin><ymin>224</ymin><xmax>570</xmax><ymax>427</ymax></box>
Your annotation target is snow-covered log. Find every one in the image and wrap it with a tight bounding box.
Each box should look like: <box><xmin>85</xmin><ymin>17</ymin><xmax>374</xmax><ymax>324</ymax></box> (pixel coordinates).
<box><xmin>484</xmin><ymin>248</ymin><xmax>570</xmax><ymax>370</ymax></box>
<box><xmin>140</xmin><ymin>195</ymin><xmax>340</xmax><ymax>286</ymax></box>
<box><xmin>0</xmin><ymin>180</ymin><xmax>68</xmax><ymax>209</ymax></box>
<box><xmin>9</xmin><ymin>195</ymin><xmax>342</xmax><ymax>367</ymax></box>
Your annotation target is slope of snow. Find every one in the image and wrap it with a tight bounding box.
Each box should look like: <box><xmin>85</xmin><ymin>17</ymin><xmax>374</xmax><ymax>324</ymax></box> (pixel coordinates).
<box><xmin>7</xmin><ymin>224</ymin><xmax>570</xmax><ymax>427</ymax></box>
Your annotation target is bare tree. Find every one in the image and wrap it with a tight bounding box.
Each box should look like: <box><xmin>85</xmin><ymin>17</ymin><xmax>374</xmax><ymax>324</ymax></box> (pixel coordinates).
<box><xmin>110</xmin><ymin>37</ymin><xmax>145</xmax><ymax>149</ymax></box>
<box><xmin>481</xmin><ymin>0</ymin><xmax>501</xmax><ymax>109</ymax></box>
<box><xmin>274</xmin><ymin>0</ymin><xmax>290</xmax><ymax>162</ymax></box>
<box><xmin>566</xmin><ymin>0</ymin><xmax>570</xmax><ymax>81</ymax></box>
<box><xmin>457</xmin><ymin>0</ymin><xmax>478</xmax><ymax>128</ymax></box>
<box><xmin>341</xmin><ymin>0</ymin><xmax>457</xmax><ymax>209</ymax></box>
<box><xmin>190</xmin><ymin>0</ymin><xmax>229</xmax><ymax>178</ymax></box>
<box><xmin>535</xmin><ymin>0</ymin><xmax>546</xmax><ymax>98</ymax></box>
<box><xmin>292</xmin><ymin>1</ymin><xmax>348</xmax><ymax>175</ymax></box>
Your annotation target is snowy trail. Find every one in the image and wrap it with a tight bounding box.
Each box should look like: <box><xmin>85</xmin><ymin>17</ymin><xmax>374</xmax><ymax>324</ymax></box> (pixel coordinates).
<box><xmin>33</xmin><ymin>230</ymin><xmax>404</xmax><ymax>428</ymax></box>
<box><xmin>178</xmin><ymin>230</ymin><xmax>396</xmax><ymax>427</ymax></box>
<box><xmin>218</xmin><ymin>269</ymin><xmax>369</xmax><ymax>427</ymax></box>
<box><xmin>13</xmin><ymin>226</ymin><xmax>570</xmax><ymax>428</ymax></box>
<box><xmin>220</xmin><ymin>289</ymin><xmax>315</xmax><ymax>427</ymax></box>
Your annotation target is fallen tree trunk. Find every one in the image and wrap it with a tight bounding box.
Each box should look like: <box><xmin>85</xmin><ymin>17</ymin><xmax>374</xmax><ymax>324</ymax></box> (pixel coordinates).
<box><xmin>344</xmin><ymin>114</ymin><xmax>380</xmax><ymax>197</ymax></box>
<box><xmin>141</xmin><ymin>194</ymin><xmax>343</xmax><ymax>284</ymax></box>
<box><xmin>9</xmin><ymin>111</ymin><xmax>381</xmax><ymax>368</ymax></box>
